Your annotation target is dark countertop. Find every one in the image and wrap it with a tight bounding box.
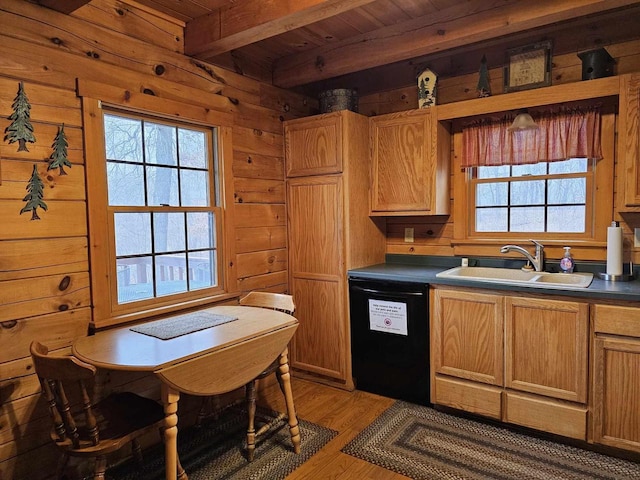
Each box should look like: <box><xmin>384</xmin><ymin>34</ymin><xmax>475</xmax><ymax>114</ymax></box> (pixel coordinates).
<box><xmin>348</xmin><ymin>255</ymin><xmax>640</xmax><ymax>303</ymax></box>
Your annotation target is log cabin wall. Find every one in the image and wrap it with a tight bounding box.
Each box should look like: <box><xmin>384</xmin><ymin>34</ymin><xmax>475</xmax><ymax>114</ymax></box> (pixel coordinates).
<box><xmin>360</xmin><ymin>39</ymin><xmax>640</xmax><ymax>264</ymax></box>
<box><xmin>0</xmin><ymin>1</ymin><xmax>315</xmax><ymax>478</ymax></box>
<box><xmin>2</xmin><ymin>1</ymin><xmax>640</xmax><ymax>477</ymax></box>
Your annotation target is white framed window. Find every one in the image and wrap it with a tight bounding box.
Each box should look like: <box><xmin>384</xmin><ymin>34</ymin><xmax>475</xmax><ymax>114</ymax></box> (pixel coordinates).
<box><xmin>470</xmin><ymin>158</ymin><xmax>593</xmax><ymax>236</ymax></box>
<box><xmin>80</xmin><ymin>82</ymin><xmax>236</xmax><ymax>328</ymax></box>
<box><xmin>103</xmin><ymin>110</ymin><xmax>222</xmax><ymax>305</ymax></box>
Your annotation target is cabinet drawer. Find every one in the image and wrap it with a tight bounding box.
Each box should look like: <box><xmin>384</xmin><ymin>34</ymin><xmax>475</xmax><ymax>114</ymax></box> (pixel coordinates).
<box><xmin>434</xmin><ymin>375</ymin><xmax>502</xmax><ymax>420</ymax></box>
<box><xmin>504</xmin><ymin>391</ymin><xmax>587</xmax><ymax>440</ymax></box>
<box><xmin>593</xmin><ymin>304</ymin><xmax>640</xmax><ymax>337</ymax></box>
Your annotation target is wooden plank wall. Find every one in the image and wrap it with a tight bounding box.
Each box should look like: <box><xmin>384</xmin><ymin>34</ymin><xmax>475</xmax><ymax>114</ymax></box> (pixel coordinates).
<box><xmin>360</xmin><ymin>39</ymin><xmax>640</xmax><ymax>263</ymax></box>
<box><xmin>0</xmin><ymin>0</ymin><xmax>315</xmax><ymax>478</ymax></box>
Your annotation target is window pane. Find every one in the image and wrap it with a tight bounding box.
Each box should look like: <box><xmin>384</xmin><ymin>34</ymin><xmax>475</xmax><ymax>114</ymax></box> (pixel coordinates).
<box><xmin>179</xmin><ymin>128</ymin><xmax>207</xmax><ymax>168</ymax></box>
<box><xmin>117</xmin><ymin>256</ymin><xmax>153</xmax><ymax>303</ymax></box>
<box><xmin>548</xmin><ymin>178</ymin><xmax>586</xmax><ymax>204</ymax></box>
<box><xmin>476</xmin><ymin>208</ymin><xmax>507</xmax><ymax>232</ymax></box>
<box><xmin>146</xmin><ymin>166</ymin><xmax>179</xmax><ymax>206</ymax></box>
<box><xmin>189</xmin><ymin>251</ymin><xmax>215</xmax><ymax>289</ymax></box>
<box><xmin>187</xmin><ymin>212</ymin><xmax>214</xmax><ymax>249</ymax></box>
<box><xmin>476</xmin><ymin>182</ymin><xmax>508</xmax><ymax>207</ymax></box>
<box><xmin>549</xmin><ymin>158</ymin><xmax>587</xmax><ymax>174</ymax></box>
<box><xmin>510</xmin><ymin>180</ymin><xmax>545</xmax><ymax>205</ymax></box>
<box><xmin>156</xmin><ymin>254</ymin><xmax>187</xmax><ymax>296</ymax></box>
<box><xmin>153</xmin><ymin>213</ymin><xmax>185</xmax><ymax>253</ymax></box>
<box><xmin>510</xmin><ymin>207</ymin><xmax>545</xmax><ymax>232</ymax></box>
<box><xmin>180</xmin><ymin>170</ymin><xmax>209</xmax><ymax>207</ymax></box>
<box><xmin>512</xmin><ymin>162</ymin><xmax>546</xmax><ymax>177</ymax></box>
<box><xmin>145</xmin><ymin>123</ymin><xmax>177</xmax><ymax>166</ymax></box>
<box><xmin>114</xmin><ymin>213</ymin><xmax>151</xmax><ymax>256</ymax></box>
<box><xmin>104</xmin><ymin>115</ymin><xmax>142</xmax><ymax>162</ymax></box>
<box><xmin>548</xmin><ymin>206</ymin><xmax>586</xmax><ymax>233</ymax></box>
<box><xmin>107</xmin><ymin>163</ymin><xmax>145</xmax><ymax>206</ymax></box>
<box><xmin>477</xmin><ymin>165</ymin><xmax>510</xmax><ymax>179</ymax></box>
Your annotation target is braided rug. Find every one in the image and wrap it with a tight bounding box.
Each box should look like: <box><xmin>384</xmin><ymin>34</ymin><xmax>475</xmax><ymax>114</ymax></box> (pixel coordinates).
<box><xmin>342</xmin><ymin>401</ymin><xmax>640</xmax><ymax>480</ymax></box>
<box><xmin>108</xmin><ymin>406</ymin><xmax>337</xmax><ymax>480</ymax></box>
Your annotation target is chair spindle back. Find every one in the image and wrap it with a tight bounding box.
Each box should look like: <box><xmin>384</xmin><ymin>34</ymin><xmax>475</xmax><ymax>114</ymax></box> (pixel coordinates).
<box><xmin>30</xmin><ymin>341</ymin><xmax>100</xmax><ymax>448</ymax></box>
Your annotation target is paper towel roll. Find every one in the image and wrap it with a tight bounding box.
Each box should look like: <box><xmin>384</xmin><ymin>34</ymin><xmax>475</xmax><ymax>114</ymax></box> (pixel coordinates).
<box><xmin>606</xmin><ymin>222</ymin><xmax>623</xmax><ymax>276</ymax></box>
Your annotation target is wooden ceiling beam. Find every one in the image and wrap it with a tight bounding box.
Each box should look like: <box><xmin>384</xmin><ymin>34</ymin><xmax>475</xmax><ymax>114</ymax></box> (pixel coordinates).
<box><xmin>185</xmin><ymin>0</ymin><xmax>377</xmax><ymax>59</ymax></box>
<box><xmin>37</xmin><ymin>0</ymin><xmax>91</xmax><ymax>14</ymax></box>
<box><xmin>273</xmin><ymin>0</ymin><xmax>640</xmax><ymax>88</ymax></box>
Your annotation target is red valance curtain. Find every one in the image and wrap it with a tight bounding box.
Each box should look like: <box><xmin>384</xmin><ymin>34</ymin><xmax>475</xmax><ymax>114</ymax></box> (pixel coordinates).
<box><xmin>461</xmin><ymin>106</ymin><xmax>602</xmax><ymax>168</ymax></box>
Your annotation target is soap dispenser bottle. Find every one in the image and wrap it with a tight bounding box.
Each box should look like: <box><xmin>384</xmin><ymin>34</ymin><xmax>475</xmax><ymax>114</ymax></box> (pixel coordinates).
<box><xmin>559</xmin><ymin>246</ymin><xmax>575</xmax><ymax>273</ymax></box>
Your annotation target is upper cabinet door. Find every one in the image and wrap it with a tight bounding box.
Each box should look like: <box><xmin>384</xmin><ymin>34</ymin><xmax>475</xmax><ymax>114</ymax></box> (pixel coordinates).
<box><xmin>284</xmin><ymin>112</ymin><xmax>342</xmax><ymax>177</ymax></box>
<box><xmin>620</xmin><ymin>73</ymin><xmax>640</xmax><ymax>208</ymax></box>
<box><xmin>369</xmin><ymin>108</ymin><xmax>449</xmax><ymax>216</ymax></box>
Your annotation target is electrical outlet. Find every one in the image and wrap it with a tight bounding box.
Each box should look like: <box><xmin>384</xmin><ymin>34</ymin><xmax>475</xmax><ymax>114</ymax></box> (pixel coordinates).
<box><xmin>635</xmin><ymin>228</ymin><xmax>640</xmax><ymax>247</ymax></box>
<box><xmin>404</xmin><ymin>227</ymin><xmax>414</xmax><ymax>243</ymax></box>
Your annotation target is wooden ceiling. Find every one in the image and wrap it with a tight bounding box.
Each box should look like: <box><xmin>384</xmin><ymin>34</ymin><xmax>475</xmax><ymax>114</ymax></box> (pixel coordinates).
<box><xmin>39</xmin><ymin>0</ymin><xmax>640</xmax><ymax>97</ymax></box>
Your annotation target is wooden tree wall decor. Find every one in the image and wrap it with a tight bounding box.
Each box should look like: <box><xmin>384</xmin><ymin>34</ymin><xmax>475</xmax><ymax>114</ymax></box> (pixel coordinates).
<box><xmin>4</xmin><ymin>82</ymin><xmax>36</xmax><ymax>152</ymax></box>
<box><xmin>21</xmin><ymin>164</ymin><xmax>47</xmax><ymax>220</ymax></box>
<box><xmin>48</xmin><ymin>124</ymin><xmax>71</xmax><ymax>175</ymax></box>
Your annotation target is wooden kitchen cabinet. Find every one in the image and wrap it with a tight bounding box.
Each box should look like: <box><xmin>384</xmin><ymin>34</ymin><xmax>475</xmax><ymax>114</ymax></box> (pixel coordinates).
<box><xmin>592</xmin><ymin>304</ymin><xmax>640</xmax><ymax>453</ymax></box>
<box><xmin>432</xmin><ymin>288</ymin><xmax>504</xmax><ymax>386</ymax></box>
<box><xmin>285</xmin><ymin>111</ymin><xmax>385</xmax><ymax>389</ymax></box>
<box><xmin>287</xmin><ymin>175</ymin><xmax>346</xmax><ymax>383</ymax></box>
<box><xmin>431</xmin><ymin>287</ymin><xmax>589</xmax><ymax>439</ymax></box>
<box><xmin>284</xmin><ymin>112</ymin><xmax>342</xmax><ymax>177</ymax></box>
<box><xmin>618</xmin><ymin>73</ymin><xmax>640</xmax><ymax>209</ymax></box>
<box><xmin>369</xmin><ymin>108</ymin><xmax>450</xmax><ymax>216</ymax></box>
<box><xmin>505</xmin><ymin>297</ymin><xmax>589</xmax><ymax>403</ymax></box>
<box><xmin>431</xmin><ymin>287</ymin><xmax>504</xmax><ymax>418</ymax></box>
<box><xmin>503</xmin><ymin>296</ymin><xmax>589</xmax><ymax>439</ymax></box>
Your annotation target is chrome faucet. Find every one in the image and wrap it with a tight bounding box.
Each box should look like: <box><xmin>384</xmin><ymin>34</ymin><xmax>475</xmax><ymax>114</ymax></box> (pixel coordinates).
<box><xmin>500</xmin><ymin>240</ymin><xmax>545</xmax><ymax>272</ymax></box>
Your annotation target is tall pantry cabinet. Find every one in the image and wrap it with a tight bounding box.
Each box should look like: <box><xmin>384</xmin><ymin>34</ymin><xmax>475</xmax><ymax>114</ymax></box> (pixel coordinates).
<box><xmin>284</xmin><ymin>110</ymin><xmax>385</xmax><ymax>389</ymax></box>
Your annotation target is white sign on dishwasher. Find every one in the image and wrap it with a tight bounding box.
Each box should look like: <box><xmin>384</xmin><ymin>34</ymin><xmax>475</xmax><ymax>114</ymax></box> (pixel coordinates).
<box><xmin>368</xmin><ymin>299</ymin><xmax>408</xmax><ymax>336</ymax></box>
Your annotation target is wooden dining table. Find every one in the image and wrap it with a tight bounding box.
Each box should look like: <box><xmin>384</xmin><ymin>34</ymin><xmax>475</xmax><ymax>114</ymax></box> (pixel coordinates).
<box><xmin>72</xmin><ymin>305</ymin><xmax>299</xmax><ymax>480</ymax></box>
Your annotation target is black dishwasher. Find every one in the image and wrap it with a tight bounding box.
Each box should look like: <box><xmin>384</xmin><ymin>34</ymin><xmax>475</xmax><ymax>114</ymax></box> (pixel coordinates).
<box><xmin>349</xmin><ymin>277</ymin><xmax>430</xmax><ymax>405</ymax></box>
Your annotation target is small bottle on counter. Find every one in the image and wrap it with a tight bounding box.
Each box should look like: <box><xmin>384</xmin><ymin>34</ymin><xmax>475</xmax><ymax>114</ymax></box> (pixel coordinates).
<box><xmin>559</xmin><ymin>246</ymin><xmax>575</xmax><ymax>273</ymax></box>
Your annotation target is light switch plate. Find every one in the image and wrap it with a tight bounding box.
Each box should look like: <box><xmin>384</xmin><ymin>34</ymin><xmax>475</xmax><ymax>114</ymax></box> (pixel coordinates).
<box><xmin>635</xmin><ymin>228</ymin><xmax>640</xmax><ymax>247</ymax></box>
<box><xmin>404</xmin><ymin>227</ymin><xmax>414</xmax><ymax>243</ymax></box>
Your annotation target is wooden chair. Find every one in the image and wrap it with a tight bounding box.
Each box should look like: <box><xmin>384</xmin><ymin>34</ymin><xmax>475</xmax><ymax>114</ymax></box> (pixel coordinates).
<box><xmin>196</xmin><ymin>292</ymin><xmax>300</xmax><ymax>461</ymax></box>
<box><xmin>239</xmin><ymin>292</ymin><xmax>300</xmax><ymax>461</ymax></box>
<box><xmin>29</xmin><ymin>341</ymin><xmax>185</xmax><ymax>480</ymax></box>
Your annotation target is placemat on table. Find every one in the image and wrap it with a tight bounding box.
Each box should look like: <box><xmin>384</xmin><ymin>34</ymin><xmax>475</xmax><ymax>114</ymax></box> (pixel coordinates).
<box><xmin>130</xmin><ymin>311</ymin><xmax>237</xmax><ymax>340</ymax></box>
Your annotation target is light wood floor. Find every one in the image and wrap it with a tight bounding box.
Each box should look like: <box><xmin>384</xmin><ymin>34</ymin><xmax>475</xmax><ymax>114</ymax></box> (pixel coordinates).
<box><xmin>257</xmin><ymin>377</ymin><xmax>410</xmax><ymax>480</ymax></box>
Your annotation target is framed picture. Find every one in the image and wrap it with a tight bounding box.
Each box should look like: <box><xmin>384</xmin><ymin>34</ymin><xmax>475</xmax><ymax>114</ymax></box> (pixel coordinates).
<box><xmin>504</xmin><ymin>41</ymin><xmax>552</xmax><ymax>93</ymax></box>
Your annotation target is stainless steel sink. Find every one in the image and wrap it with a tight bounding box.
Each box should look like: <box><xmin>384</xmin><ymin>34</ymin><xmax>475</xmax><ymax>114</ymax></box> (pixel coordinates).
<box><xmin>435</xmin><ymin>266</ymin><xmax>593</xmax><ymax>289</ymax></box>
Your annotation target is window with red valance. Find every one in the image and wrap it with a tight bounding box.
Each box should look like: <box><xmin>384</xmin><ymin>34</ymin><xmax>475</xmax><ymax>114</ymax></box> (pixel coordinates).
<box><xmin>462</xmin><ymin>106</ymin><xmax>602</xmax><ymax>168</ymax></box>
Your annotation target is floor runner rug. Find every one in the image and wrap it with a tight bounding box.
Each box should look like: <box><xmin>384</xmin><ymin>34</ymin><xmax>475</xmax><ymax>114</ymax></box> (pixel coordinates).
<box><xmin>108</xmin><ymin>406</ymin><xmax>337</xmax><ymax>479</ymax></box>
<box><xmin>342</xmin><ymin>400</ymin><xmax>640</xmax><ymax>480</ymax></box>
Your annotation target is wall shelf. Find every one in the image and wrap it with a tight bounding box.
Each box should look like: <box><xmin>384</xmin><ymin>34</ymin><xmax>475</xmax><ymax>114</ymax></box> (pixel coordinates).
<box><xmin>437</xmin><ymin>76</ymin><xmax>620</xmax><ymax>121</ymax></box>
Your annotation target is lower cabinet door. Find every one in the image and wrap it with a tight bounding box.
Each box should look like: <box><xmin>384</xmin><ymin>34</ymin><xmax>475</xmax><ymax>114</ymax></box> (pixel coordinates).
<box><xmin>505</xmin><ymin>297</ymin><xmax>588</xmax><ymax>403</ymax></box>
<box><xmin>289</xmin><ymin>276</ymin><xmax>349</xmax><ymax>384</ymax></box>
<box><xmin>592</xmin><ymin>335</ymin><xmax>640</xmax><ymax>452</ymax></box>
<box><xmin>432</xmin><ymin>288</ymin><xmax>504</xmax><ymax>386</ymax></box>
